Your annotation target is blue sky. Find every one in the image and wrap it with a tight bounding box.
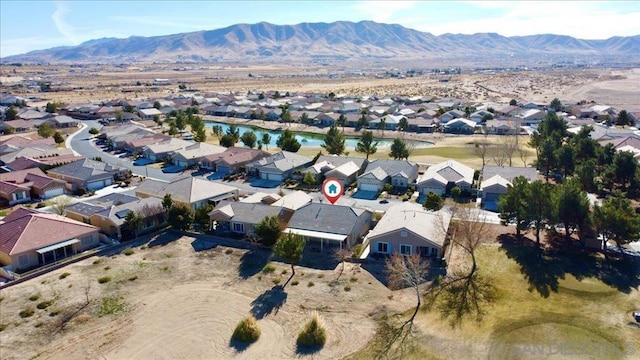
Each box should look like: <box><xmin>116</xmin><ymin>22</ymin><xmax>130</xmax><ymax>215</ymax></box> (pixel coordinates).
<box><xmin>2</xmin><ymin>1</ymin><xmax>639</xmax><ymax>57</ymax></box>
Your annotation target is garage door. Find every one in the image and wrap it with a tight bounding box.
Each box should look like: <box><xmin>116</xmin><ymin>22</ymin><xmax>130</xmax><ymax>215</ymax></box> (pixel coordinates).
<box><xmin>43</xmin><ymin>187</ymin><xmax>64</xmax><ymax>199</ymax></box>
<box><xmin>359</xmin><ymin>183</ymin><xmax>379</xmax><ymax>192</ymax></box>
<box><xmin>265</xmin><ymin>173</ymin><xmax>282</xmax><ymax>181</ymax></box>
<box><xmin>217</xmin><ymin>166</ymin><xmax>231</xmax><ymax>174</ymax></box>
<box><xmin>87</xmin><ymin>180</ymin><xmax>105</xmax><ymax>190</ymax></box>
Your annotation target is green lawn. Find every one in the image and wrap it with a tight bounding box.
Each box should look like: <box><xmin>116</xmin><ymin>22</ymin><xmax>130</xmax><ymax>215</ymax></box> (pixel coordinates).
<box><xmin>348</xmin><ymin>240</ymin><xmax>640</xmax><ymax>360</ymax></box>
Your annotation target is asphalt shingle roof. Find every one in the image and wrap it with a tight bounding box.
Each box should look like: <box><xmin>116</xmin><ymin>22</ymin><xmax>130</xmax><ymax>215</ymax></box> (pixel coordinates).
<box><xmin>287</xmin><ymin>203</ymin><xmax>366</xmax><ymax>236</ymax></box>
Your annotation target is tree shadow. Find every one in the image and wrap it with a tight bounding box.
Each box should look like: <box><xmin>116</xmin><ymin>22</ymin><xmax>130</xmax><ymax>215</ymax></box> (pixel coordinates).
<box><xmin>498</xmin><ymin>233</ymin><xmax>640</xmax><ymax>297</ymax></box>
<box><xmin>229</xmin><ymin>339</ymin><xmax>252</xmax><ymax>352</ymax></box>
<box><xmin>238</xmin><ymin>248</ymin><xmax>271</xmax><ymax>279</ymax></box>
<box><xmin>250</xmin><ymin>285</ymin><xmax>287</xmax><ymax>319</ymax></box>
<box><xmin>295</xmin><ymin>343</ymin><xmax>324</xmax><ymax>355</ymax></box>
<box><xmin>427</xmin><ymin>270</ymin><xmax>497</xmax><ymax>327</ymax></box>
<box><xmin>147</xmin><ymin>230</ymin><xmax>182</xmax><ymax>248</ymax></box>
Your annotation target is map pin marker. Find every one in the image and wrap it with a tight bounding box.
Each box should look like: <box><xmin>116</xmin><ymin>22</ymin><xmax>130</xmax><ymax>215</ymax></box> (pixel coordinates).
<box><xmin>322</xmin><ymin>177</ymin><xmax>344</xmax><ymax>204</ymax></box>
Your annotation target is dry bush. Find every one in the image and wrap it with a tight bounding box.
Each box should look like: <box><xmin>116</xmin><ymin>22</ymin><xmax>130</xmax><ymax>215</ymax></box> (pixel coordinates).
<box><xmin>231</xmin><ymin>315</ymin><xmax>261</xmax><ymax>343</ymax></box>
<box><xmin>297</xmin><ymin>311</ymin><xmax>327</xmax><ymax>347</ymax></box>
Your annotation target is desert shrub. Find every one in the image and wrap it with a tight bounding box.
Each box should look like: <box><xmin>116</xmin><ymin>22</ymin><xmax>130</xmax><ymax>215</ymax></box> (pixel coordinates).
<box><xmin>262</xmin><ymin>263</ymin><xmax>276</xmax><ymax>274</ymax></box>
<box><xmin>97</xmin><ymin>276</ymin><xmax>111</xmax><ymax>284</ymax></box>
<box><xmin>344</xmin><ymin>285</ymin><xmax>352</xmax><ymax>292</ymax></box>
<box><xmin>49</xmin><ymin>310</ymin><xmax>59</xmax><ymax>317</ymax></box>
<box><xmin>128</xmin><ymin>275</ymin><xmax>138</xmax><ymax>281</ymax></box>
<box><xmin>123</xmin><ymin>249</ymin><xmax>134</xmax><ymax>256</ymax></box>
<box><xmin>19</xmin><ymin>307</ymin><xmax>35</xmax><ymax>318</ymax></box>
<box><xmin>0</xmin><ymin>323</ymin><xmax>7</xmax><ymax>332</ymax></box>
<box><xmin>307</xmin><ymin>281</ymin><xmax>315</xmax><ymax>287</ymax></box>
<box><xmin>281</xmin><ymin>269</ymin><xmax>288</xmax><ymax>275</ymax></box>
<box><xmin>297</xmin><ymin>312</ymin><xmax>327</xmax><ymax>347</ymax></box>
<box><xmin>34</xmin><ymin>321</ymin><xmax>44</xmax><ymax>328</ymax></box>
<box><xmin>28</xmin><ymin>293</ymin><xmax>40</xmax><ymax>301</ymax></box>
<box><xmin>231</xmin><ymin>316</ymin><xmax>261</xmax><ymax>343</ymax></box>
<box><xmin>59</xmin><ymin>272</ymin><xmax>70</xmax><ymax>279</ymax></box>
<box><xmin>141</xmin><ymin>245</ymin><xmax>148</xmax><ymax>250</ymax></box>
<box><xmin>291</xmin><ymin>280</ymin><xmax>299</xmax><ymax>286</ymax></box>
<box><xmin>104</xmin><ymin>266</ymin><xmax>110</xmax><ymax>271</ymax></box>
<box><xmin>98</xmin><ymin>296</ymin><xmax>126</xmax><ymax>317</ymax></box>
<box><xmin>350</xmin><ymin>276</ymin><xmax>358</xmax><ymax>282</ymax></box>
<box><xmin>272</xmin><ymin>278</ymin><xmax>281</xmax><ymax>285</ymax></box>
<box><xmin>225</xmin><ymin>248</ymin><xmax>233</xmax><ymax>254</ymax></box>
<box><xmin>352</xmin><ymin>244</ymin><xmax>364</xmax><ymax>258</ymax></box>
<box><xmin>0</xmin><ymin>296</ymin><xmax>4</xmax><ymax>303</ymax></box>
<box><xmin>317</xmin><ymin>274</ymin><xmax>324</xmax><ymax>279</ymax></box>
<box><xmin>37</xmin><ymin>300</ymin><xmax>53</xmax><ymax>310</ymax></box>
<box><xmin>93</xmin><ymin>259</ymin><xmax>101</xmax><ymax>265</ymax></box>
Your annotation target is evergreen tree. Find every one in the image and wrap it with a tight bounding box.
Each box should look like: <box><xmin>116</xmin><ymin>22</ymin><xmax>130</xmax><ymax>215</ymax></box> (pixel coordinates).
<box><xmin>321</xmin><ymin>125</ymin><xmax>345</xmax><ymax>155</ymax></box>
<box><xmin>355</xmin><ymin>130</ymin><xmax>377</xmax><ymax>160</ymax></box>
<box><xmin>389</xmin><ymin>138</ymin><xmax>409</xmax><ymax>160</ymax></box>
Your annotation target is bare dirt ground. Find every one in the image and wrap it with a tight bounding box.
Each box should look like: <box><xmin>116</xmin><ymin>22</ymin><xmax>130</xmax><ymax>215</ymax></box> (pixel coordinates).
<box><xmin>0</xmin><ymin>231</ymin><xmax>415</xmax><ymax>360</ymax></box>
<box><xmin>2</xmin><ymin>64</ymin><xmax>638</xmax><ymax>111</ymax></box>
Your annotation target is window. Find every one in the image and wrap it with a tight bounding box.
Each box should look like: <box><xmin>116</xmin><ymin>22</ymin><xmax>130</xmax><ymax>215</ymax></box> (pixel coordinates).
<box><xmin>400</xmin><ymin>230</ymin><xmax>408</xmax><ymax>238</ymax></box>
<box><xmin>400</xmin><ymin>244</ymin><xmax>412</xmax><ymax>255</ymax></box>
<box><xmin>431</xmin><ymin>247</ymin><xmax>438</xmax><ymax>256</ymax></box>
<box><xmin>376</xmin><ymin>242</ymin><xmax>388</xmax><ymax>254</ymax></box>
<box><xmin>15</xmin><ymin>192</ymin><xmax>25</xmax><ymax>200</ymax></box>
<box><xmin>19</xmin><ymin>254</ymin><xmax>29</xmax><ymax>267</ymax></box>
<box><xmin>232</xmin><ymin>222</ymin><xmax>245</xmax><ymax>233</ymax></box>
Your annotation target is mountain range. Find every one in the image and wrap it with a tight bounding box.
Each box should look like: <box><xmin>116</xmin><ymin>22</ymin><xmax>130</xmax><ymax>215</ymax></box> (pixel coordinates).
<box><xmin>3</xmin><ymin>21</ymin><xmax>640</xmax><ymax>64</ymax></box>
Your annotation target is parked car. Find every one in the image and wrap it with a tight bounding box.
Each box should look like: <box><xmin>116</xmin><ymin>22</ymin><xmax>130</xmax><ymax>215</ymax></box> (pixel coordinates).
<box><xmin>379</xmin><ymin>199</ymin><xmax>389</xmax><ymax>204</ymax></box>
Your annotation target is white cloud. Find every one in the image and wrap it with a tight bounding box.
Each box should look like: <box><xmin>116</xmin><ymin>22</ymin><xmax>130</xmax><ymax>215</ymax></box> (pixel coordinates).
<box><xmin>411</xmin><ymin>1</ymin><xmax>640</xmax><ymax>39</ymax></box>
<box><xmin>51</xmin><ymin>1</ymin><xmax>81</xmax><ymax>44</ymax></box>
<box><xmin>352</xmin><ymin>1</ymin><xmax>417</xmax><ymax>23</ymax></box>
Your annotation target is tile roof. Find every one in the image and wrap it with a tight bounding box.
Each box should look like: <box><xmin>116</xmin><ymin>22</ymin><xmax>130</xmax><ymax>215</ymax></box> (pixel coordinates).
<box><xmin>209</xmin><ymin>200</ymin><xmax>283</xmax><ymax>224</ymax></box>
<box><xmin>287</xmin><ymin>202</ymin><xmax>368</xmax><ymax>236</ymax></box>
<box><xmin>0</xmin><ymin>207</ymin><xmax>98</xmax><ymax>256</ymax></box>
<box><xmin>481</xmin><ymin>166</ymin><xmax>538</xmax><ymax>183</ymax></box>
<box><xmin>365</xmin><ymin>202</ymin><xmax>451</xmax><ymax>247</ymax></box>
<box><xmin>47</xmin><ymin>158</ymin><xmax>125</xmax><ymax>181</ymax></box>
<box><xmin>135</xmin><ymin>175</ymin><xmax>238</xmax><ymax>204</ymax></box>
<box><xmin>417</xmin><ymin>160</ymin><xmax>475</xmax><ymax>185</ymax></box>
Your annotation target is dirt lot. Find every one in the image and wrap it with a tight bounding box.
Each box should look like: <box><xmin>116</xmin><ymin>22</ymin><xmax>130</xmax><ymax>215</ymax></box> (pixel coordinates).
<box><xmin>2</xmin><ymin>65</ymin><xmax>639</xmax><ymax>111</ymax></box>
<box><xmin>0</xmin><ymin>231</ymin><xmax>415</xmax><ymax>360</ymax></box>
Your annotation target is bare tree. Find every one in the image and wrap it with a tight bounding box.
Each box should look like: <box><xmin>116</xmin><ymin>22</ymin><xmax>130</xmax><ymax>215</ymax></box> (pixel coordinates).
<box><xmin>51</xmin><ymin>196</ymin><xmax>73</xmax><ymax>215</ymax></box>
<box><xmin>386</xmin><ymin>253</ymin><xmax>429</xmax><ymax>326</ymax></box>
<box><xmin>427</xmin><ymin>205</ymin><xmax>497</xmax><ymax>326</ymax></box>
<box><xmin>472</xmin><ymin>133</ymin><xmax>491</xmax><ymax>172</ymax></box>
<box><xmin>502</xmin><ymin>134</ymin><xmax>519</xmax><ymax>167</ymax></box>
<box><xmin>333</xmin><ymin>247</ymin><xmax>352</xmax><ymax>281</ymax></box>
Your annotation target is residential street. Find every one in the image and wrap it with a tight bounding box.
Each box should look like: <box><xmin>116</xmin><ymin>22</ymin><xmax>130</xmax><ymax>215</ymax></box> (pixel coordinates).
<box><xmin>68</xmin><ymin>121</ymin><xmax>502</xmax><ymax>217</ymax></box>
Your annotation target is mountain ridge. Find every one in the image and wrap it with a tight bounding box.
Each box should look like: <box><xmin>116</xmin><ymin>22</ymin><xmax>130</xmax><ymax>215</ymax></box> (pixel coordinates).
<box><xmin>4</xmin><ymin>20</ymin><xmax>639</xmax><ymax>63</ymax></box>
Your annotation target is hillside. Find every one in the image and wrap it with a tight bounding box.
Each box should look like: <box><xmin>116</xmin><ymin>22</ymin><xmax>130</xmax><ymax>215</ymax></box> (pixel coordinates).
<box><xmin>3</xmin><ymin>21</ymin><xmax>640</xmax><ymax>63</ymax></box>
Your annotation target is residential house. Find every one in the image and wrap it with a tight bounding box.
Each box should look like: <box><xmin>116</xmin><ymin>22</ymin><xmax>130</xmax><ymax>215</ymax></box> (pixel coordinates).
<box><xmin>515</xmin><ymin>109</ymin><xmax>545</xmax><ymax>125</ymax></box>
<box><xmin>284</xmin><ymin>203</ymin><xmax>371</xmax><ymax>252</ymax></box>
<box><xmin>417</xmin><ymin>160</ymin><xmax>475</xmax><ymax>196</ymax></box>
<box><xmin>200</xmin><ymin>147</ymin><xmax>270</xmax><ymax>174</ymax></box>
<box><xmin>0</xmin><ymin>146</ymin><xmax>75</xmax><ymax>166</ymax></box>
<box><xmin>1</xmin><ymin>119</ymin><xmax>33</xmax><ymax>133</ymax></box>
<box><xmin>485</xmin><ymin>119</ymin><xmax>518</xmax><ymax>135</ymax></box>
<box><xmin>439</xmin><ymin>109</ymin><xmax>465</xmax><ymax>123</ymax></box>
<box><xmin>52</xmin><ymin>115</ymin><xmax>79</xmax><ymax>128</ymax></box>
<box><xmin>209</xmin><ymin>200</ymin><xmax>288</xmax><ymax>235</ymax></box>
<box><xmin>247</xmin><ymin>151</ymin><xmax>313</xmax><ymax>182</ymax></box>
<box><xmin>364</xmin><ymin>202</ymin><xmax>451</xmax><ymax>258</ymax></box>
<box><xmin>444</xmin><ymin>118</ymin><xmax>476</xmax><ymax>134</ymax></box>
<box><xmin>0</xmin><ymin>168</ymin><xmax>66</xmax><ymax>201</ymax></box>
<box><xmin>240</xmin><ymin>191</ymin><xmax>281</xmax><ymax>205</ymax></box>
<box><xmin>357</xmin><ymin>159</ymin><xmax>419</xmax><ymax>192</ymax></box>
<box><xmin>270</xmin><ymin>190</ymin><xmax>312</xmax><ymax>211</ymax></box>
<box><xmin>407</xmin><ymin>117</ymin><xmax>437</xmax><ymax>133</ymax></box>
<box><xmin>480</xmin><ymin>165</ymin><xmax>539</xmax><ymax>211</ymax></box>
<box><xmin>142</xmin><ymin>138</ymin><xmax>193</xmax><ymax>162</ymax></box>
<box><xmin>65</xmin><ymin>194</ymin><xmax>165</xmax><ymax>240</ymax></box>
<box><xmin>135</xmin><ymin>175</ymin><xmax>239</xmax><ymax>211</ymax></box>
<box><xmin>5</xmin><ymin>154</ymin><xmax>83</xmax><ymax>171</ymax></box>
<box><xmin>0</xmin><ymin>181</ymin><xmax>31</xmax><ymax>206</ymax></box>
<box><xmin>171</xmin><ymin>142</ymin><xmax>226</xmax><ymax>168</ymax></box>
<box><xmin>303</xmin><ymin>156</ymin><xmax>367</xmax><ymax>184</ymax></box>
<box><xmin>46</xmin><ymin>158</ymin><xmax>129</xmax><ymax>191</ymax></box>
<box><xmin>0</xmin><ymin>207</ymin><xmax>100</xmax><ymax>272</ymax></box>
